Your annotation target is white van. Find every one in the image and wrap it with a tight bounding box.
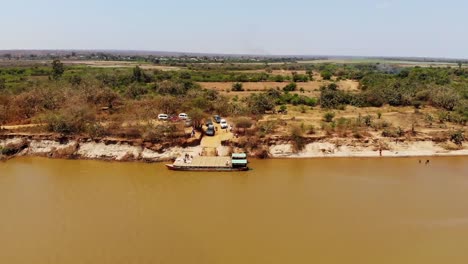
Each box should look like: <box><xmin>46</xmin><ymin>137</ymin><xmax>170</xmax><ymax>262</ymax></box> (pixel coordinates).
<box><xmin>158</xmin><ymin>114</ymin><xmax>169</xmax><ymax>120</ymax></box>
<box><xmin>220</xmin><ymin>119</ymin><xmax>228</xmax><ymax>129</ymax></box>
<box><xmin>178</xmin><ymin>113</ymin><xmax>188</xmax><ymax>120</ymax></box>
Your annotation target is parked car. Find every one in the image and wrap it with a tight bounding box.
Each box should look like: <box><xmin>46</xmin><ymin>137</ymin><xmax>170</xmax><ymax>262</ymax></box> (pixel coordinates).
<box><xmin>220</xmin><ymin>119</ymin><xmax>228</xmax><ymax>129</ymax></box>
<box><xmin>178</xmin><ymin>113</ymin><xmax>188</xmax><ymax>120</ymax></box>
<box><xmin>206</xmin><ymin>119</ymin><xmax>213</xmax><ymax>126</ymax></box>
<box><xmin>158</xmin><ymin>114</ymin><xmax>168</xmax><ymax>120</ymax></box>
<box><xmin>205</xmin><ymin>125</ymin><xmax>215</xmax><ymax>136</ymax></box>
<box><xmin>213</xmin><ymin>115</ymin><xmax>221</xmax><ymax>123</ymax></box>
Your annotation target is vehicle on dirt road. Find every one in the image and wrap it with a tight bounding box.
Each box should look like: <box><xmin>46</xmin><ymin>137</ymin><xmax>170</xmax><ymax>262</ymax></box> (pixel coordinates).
<box><xmin>158</xmin><ymin>114</ymin><xmax>168</xmax><ymax>120</ymax></box>
<box><xmin>220</xmin><ymin>119</ymin><xmax>228</xmax><ymax>129</ymax></box>
<box><xmin>178</xmin><ymin>113</ymin><xmax>188</xmax><ymax>120</ymax></box>
<box><xmin>205</xmin><ymin>125</ymin><xmax>215</xmax><ymax>136</ymax></box>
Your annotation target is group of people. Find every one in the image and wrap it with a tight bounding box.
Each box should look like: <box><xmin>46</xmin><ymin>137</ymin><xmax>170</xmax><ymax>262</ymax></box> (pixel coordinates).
<box><xmin>183</xmin><ymin>153</ymin><xmax>194</xmax><ymax>163</ymax></box>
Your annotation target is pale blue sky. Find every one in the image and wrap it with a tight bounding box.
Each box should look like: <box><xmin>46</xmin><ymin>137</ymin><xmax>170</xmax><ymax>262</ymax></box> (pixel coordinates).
<box><xmin>1</xmin><ymin>0</ymin><xmax>467</xmax><ymax>58</ymax></box>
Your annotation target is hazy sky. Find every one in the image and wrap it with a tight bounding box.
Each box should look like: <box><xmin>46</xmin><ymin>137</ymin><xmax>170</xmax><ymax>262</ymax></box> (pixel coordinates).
<box><xmin>1</xmin><ymin>0</ymin><xmax>467</xmax><ymax>58</ymax></box>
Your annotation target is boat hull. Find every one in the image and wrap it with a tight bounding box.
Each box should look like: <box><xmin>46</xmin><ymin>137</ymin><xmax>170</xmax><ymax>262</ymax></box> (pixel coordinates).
<box><xmin>165</xmin><ymin>164</ymin><xmax>249</xmax><ymax>172</ymax></box>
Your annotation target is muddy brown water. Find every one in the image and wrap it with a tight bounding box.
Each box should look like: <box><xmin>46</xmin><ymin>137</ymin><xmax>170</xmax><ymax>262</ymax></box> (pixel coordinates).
<box><xmin>1</xmin><ymin>157</ymin><xmax>468</xmax><ymax>264</ymax></box>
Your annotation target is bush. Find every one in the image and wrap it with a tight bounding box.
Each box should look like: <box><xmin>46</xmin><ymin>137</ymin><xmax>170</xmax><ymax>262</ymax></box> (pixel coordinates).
<box><xmin>431</xmin><ymin>87</ymin><xmax>461</xmax><ymax>111</ymax></box>
<box><xmin>290</xmin><ymin>125</ymin><xmax>305</xmax><ymax>152</ymax></box>
<box><xmin>44</xmin><ymin>106</ymin><xmax>96</xmax><ymax>135</ymax></box>
<box><xmin>320</xmin><ymin>84</ymin><xmax>350</xmax><ymax>109</ymax></box>
<box><xmin>232</xmin><ymin>82</ymin><xmax>244</xmax><ymax>91</ymax></box>
<box><xmin>283</xmin><ymin>82</ymin><xmax>297</xmax><ymax>92</ymax></box>
<box><xmin>363</xmin><ymin>115</ymin><xmax>372</xmax><ymax>127</ymax></box>
<box><xmin>450</xmin><ymin>130</ymin><xmax>465</xmax><ymax>146</ymax></box>
<box><xmin>323</xmin><ymin>112</ymin><xmax>335</xmax><ymax>122</ymax></box>
<box><xmin>235</xmin><ymin>117</ymin><xmax>253</xmax><ymax>129</ymax></box>
<box><xmin>321</xmin><ymin>70</ymin><xmax>332</xmax><ymax>80</ymax></box>
<box><xmin>258</xmin><ymin>120</ymin><xmax>278</xmax><ymax>136</ymax></box>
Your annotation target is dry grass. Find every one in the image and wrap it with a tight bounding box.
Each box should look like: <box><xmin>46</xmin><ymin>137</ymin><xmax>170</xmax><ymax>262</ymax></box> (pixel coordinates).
<box><xmin>63</xmin><ymin>60</ymin><xmax>181</xmax><ymax>70</ymax></box>
<box><xmin>257</xmin><ymin>105</ymin><xmax>464</xmax><ymax>139</ymax></box>
<box><xmin>198</xmin><ymin>79</ymin><xmax>359</xmax><ymax>98</ymax></box>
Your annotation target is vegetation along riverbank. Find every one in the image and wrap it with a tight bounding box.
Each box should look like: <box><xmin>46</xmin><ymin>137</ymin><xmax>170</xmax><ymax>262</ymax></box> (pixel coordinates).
<box><xmin>0</xmin><ymin>54</ymin><xmax>466</xmax><ymax>161</ymax></box>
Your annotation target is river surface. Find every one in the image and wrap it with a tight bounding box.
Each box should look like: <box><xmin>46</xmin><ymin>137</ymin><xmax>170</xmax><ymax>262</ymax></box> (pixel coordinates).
<box><xmin>1</xmin><ymin>157</ymin><xmax>468</xmax><ymax>264</ymax></box>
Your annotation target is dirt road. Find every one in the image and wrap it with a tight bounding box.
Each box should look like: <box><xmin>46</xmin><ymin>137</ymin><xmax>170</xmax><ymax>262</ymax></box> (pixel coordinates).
<box><xmin>200</xmin><ymin>122</ymin><xmax>233</xmax><ymax>156</ymax></box>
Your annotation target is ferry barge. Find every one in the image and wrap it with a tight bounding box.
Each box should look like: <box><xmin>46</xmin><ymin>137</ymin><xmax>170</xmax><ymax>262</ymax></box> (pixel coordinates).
<box><xmin>165</xmin><ymin>153</ymin><xmax>249</xmax><ymax>171</ymax></box>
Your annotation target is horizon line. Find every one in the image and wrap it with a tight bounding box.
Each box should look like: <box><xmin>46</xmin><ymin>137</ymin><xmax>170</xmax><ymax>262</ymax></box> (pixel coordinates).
<box><xmin>0</xmin><ymin>48</ymin><xmax>467</xmax><ymax>61</ymax></box>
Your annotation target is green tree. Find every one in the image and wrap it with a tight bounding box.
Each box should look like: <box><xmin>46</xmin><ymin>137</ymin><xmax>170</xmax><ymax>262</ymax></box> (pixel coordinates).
<box><xmin>247</xmin><ymin>93</ymin><xmax>275</xmax><ymax>114</ymax></box>
<box><xmin>51</xmin><ymin>59</ymin><xmax>64</xmax><ymax>80</ymax></box>
<box><xmin>133</xmin><ymin>66</ymin><xmax>143</xmax><ymax>82</ymax></box>
<box><xmin>283</xmin><ymin>82</ymin><xmax>297</xmax><ymax>92</ymax></box>
<box><xmin>321</xmin><ymin>70</ymin><xmax>332</xmax><ymax>80</ymax></box>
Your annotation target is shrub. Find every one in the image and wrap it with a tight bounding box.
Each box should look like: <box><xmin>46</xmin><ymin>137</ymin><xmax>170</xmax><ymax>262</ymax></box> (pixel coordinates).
<box><xmin>235</xmin><ymin>117</ymin><xmax>253</xmax><ymax>129</ymax></box>
<box><xmin>279</xmin><ymin>105</ymin><xmax>287</xmax><ymax>113</ymax></box>
<box><xmin>321</xmin><ymin>70</ymin><xmax>332</xmax><ymax>80</ymax></box>
<box><xmin>247</xmin><ymin>93</ymin><xmax>276</xmax><ymax>114</ymax></box>
<box><xmin>320</xmin><ymin>84</ymin><xmax>349</xmax><ymax>109</ymax></box>
<box><xmin>431</xmin><ymin>87</ymin><xmax>461</xmax><ymax>111</ymax></box>
<box><xmin>283</xmin><ymin>82</ymin><xmax>297</xmax><ymax>92</ymax></box>
<box><xmin>306</xmin><ymin>125</ymin><xmax>316</xmax><ymax>135</ymax></box>
<box><xmin>299</xmin><ymin>105</ymin><xmax>307</xmax><ymax>113</ymax></box>
<box><xmin>363</xmin><ymin>115</ymin><xmax>372</xmax><ymax>127</ymax></box>
<box><xmin>450</xmin><ymin>130</ymin><xmax>465</xmax><ymax>146</ymax></box>
<box><xmin>232</xmin><ymin>82</ymin><xmax>244</xmax><ymax>91</ymax></box>
<box><xmin>377</xmin><ymin>111</ymin><xmax>382</xmax><ymax>119</ymax></box>
<box><xmin>44</xmin><ymin>106</ymin><xmax>96</xmax><ymax>135</ymax></box>
<box><xmin>258</xmin><ymin>120</ymin><xmax>277</xmax><ymax>136</ymax></box>
<box><xmin>323</xmin><ymin>112</ymin><xmax>335</xmax><ymax>122</ymax></box>
<box><xmin>290</xmin><ymin>125</ymin><xmax>305</xmax><ymax>152</ymax></box>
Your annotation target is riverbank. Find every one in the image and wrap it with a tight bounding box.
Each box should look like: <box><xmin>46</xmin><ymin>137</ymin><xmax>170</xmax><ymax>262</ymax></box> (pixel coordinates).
<box><xmin>1</xmin><ymin>134</ymin><xmax>467</xmax><ymax>162</ymax></box>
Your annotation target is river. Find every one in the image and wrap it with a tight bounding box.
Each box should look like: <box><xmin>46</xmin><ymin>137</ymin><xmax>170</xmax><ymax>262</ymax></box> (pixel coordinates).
<box><xmin>1</xmin><ymin>157</ymin><xmax>468</xmax><ymax>264</ymax></box>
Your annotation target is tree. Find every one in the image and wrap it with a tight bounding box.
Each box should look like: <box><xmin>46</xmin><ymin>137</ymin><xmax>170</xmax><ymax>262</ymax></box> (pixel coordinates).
<box><xmin>320</xmin><ymin>85</ymin><xmax>348</xmax><ymax>109</ymax></box>
<box><xmin>321</xmin><ymin>70</ymin><xmax>332</xmax><ymax>80</ymax></box>
<box><xmin>247</xmin><ymin>93</ymin><xmax>275</xmax><ymax>114</ymax></box>
<box><xmin>155</xmin><ymin>96</ymin><xmax>180</xmax><ymax>115</ymax></box>
<box><xmin>133</xmin><ymin>66</ymin><xmax>143</xmax><ymax>82</ymax></box>
<box><xmin>431</xmin><ymin>87</ymin><xmax>461</xmax><ymax>111</ymax></box>
<box><xmin>306</xmin><ymin>69</ymin><xmax>313</xmax><ymax>79</ymax></box>
<box><xmin>187</xmin><ymin>108</ymin><xmax>206</xmax><ymax>129</ymax></box>
<box><xmin>51</xmin><ymin>59</ymin><xmax>64</xmax><ymax>80</ymax></box>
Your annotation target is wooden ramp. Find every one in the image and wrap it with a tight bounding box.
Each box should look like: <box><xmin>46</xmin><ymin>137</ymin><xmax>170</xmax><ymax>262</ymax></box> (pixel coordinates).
<box><xmin>173</xmin><ymin>156</ymin><xmax>231</xmax><ymax>168</ymax></box>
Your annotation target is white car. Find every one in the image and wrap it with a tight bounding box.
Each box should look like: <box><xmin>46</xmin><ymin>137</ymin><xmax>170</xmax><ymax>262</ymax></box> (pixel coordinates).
<box><xmin>220</xmin><ymin>119</ymin><xmax>228</xmax><ymax>129</ymax></box>
<box><xmin>178</xmin><ymin>113</ymin><xmax>188</xmax><ymax>120</ymax></box>
<box><xmin>158</xmin><ymin>114</ymin><xmax>168</xmax><ymax>120</ymax></box>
